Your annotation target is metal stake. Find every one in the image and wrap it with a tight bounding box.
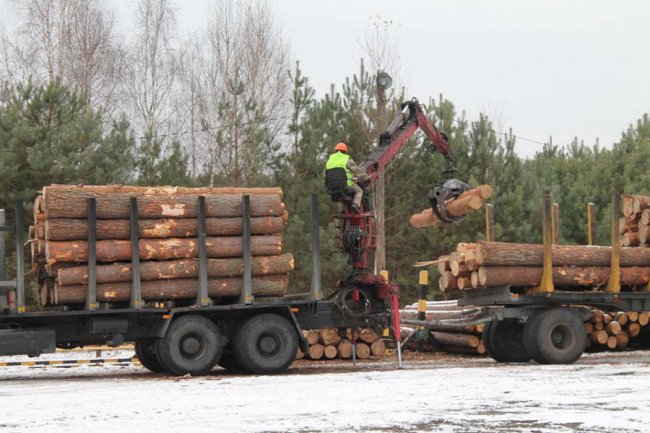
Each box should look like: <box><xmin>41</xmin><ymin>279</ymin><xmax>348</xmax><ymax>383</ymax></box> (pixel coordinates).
<box><xmin>86</xmin><ymin>198</ymin><xmax>97</xmax><ymax>311</ymax></box>
<box><xmin>129</xmin><ymin>197</ymin><xmax>142</xmax><ymax>309</ymax></box>
<box><xmin>310</xmin><ymin>193</ymin><xmax>322</xmax><ymax>300</ymax></box>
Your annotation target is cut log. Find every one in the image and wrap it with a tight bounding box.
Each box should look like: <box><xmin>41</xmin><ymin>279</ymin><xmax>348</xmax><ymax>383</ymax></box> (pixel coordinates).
<box><xmin>431</xmin><ymin>331</ymin><xmax>479</xmax><ymax>348</ymax></box>
<box><xmin>606</xmin><ymin>321</ymin><xmax>622</xmax><ymax>335</ymax></box>
<box><xmin>439</xmin><ymin>272</ymin><xmax>459</xmax><ymax>292</ymax></box>
<box><xmin>627</xmin><ymin>322</ymin><xmax>641</xmax><ymax>337</ymax></box>
<box><xmin>56</xmin><ymin>254</ymin><xmax>294</xmax><ymax>286</ymax></box>
<box><xmin>606</xmin><ymin>335</ymin><xmax>617</xmax><ymax>349</ymax></box>
<box><xmin>437</xmin><ymin>256</ymin><xmax>450</xmax><ymax>274</ymax></box>
<box><xmin>47</xmin><ymin>274</ymin><xmax>289</xmax><ymax>305</ymax></box>
<box><xmin>44</xmin><ymin>216</ymin><xmax>285</xmax><ymax>240</ymax></box>
<box><xmin>470</xmin><ymin>271</ymin><xmax>480</xmax><ymax>288</ymax></box>
<box><xmin>355</xmin><ymin>342</ymin><xmax>370</xmax><ymax>359</ymax></box>
<box><xmin>627</xmin><ymin>311</ymin><xmax>639</xmax><ymax>322</ymax></box>
<box><xmin>409</xmin><ymin>185</ymin><xmax>493</xmax><ymax>228</ymax></box>
<box><xmin>440</xmin><ymin>344</ymin><xmax>486</xmax><ymax>355</ymax></box>
<box><xmin>639</xmin><ymin>312</ymin><xmax>649</xmax><ymax>326</ymax></box>
<box><xmin>370</xmin><ymin>339</ymin><xmax>386</xmax><ymax>357</ymax></box>
<box><xmin>584</xmin><ymin>322</ymin><xmax>594</xmax><ymax>334</ymax></box>
<box><xmin>45</xmin><ymin>235</ymin><xmax>283</xmax><ymax>263</ymax></box>
<box><xmin>456</xmin><ymin>276</ymin><xmax>471</xmax><ymax>290</ymax></box>
<box><xmin>308</xmin><ymin>343</ymin><xmax>325</xmax><ymax>360</ymax></box>
<box><xmin>323</xmin><ymin>345</ymin><xmax>338</xmax><ymax>359</ymax></box>
<box><xmin>603</xmin><ymin>314</ymin><xmax>612</xmax><ymax>325</ymax></box>
<box><xmin>614</xmin><ymin>312</ymin><xmax>628</xmax><ymax>326</ymax></box>
<box><xmin>590</xmin><ymin>330</ymin><xmax>608</xmax><ymax>345</ymax></box>
<box><xmin>642</xmin><ymin>209</ymin><xmax>650</xmax><ymax>226</ymax></box>
<box><xmin>639</xmin><ymin>224</ymin><xmax>650</xmax><ymax>246</ymax></box>
<box><xmin>622</xmin><ymin>231</ymin><xmax>640</xmax><ymax>247</ymax></box>
<box><xmin>305</xmin><ymin>330</ymin><xmax>320</xmax><ymax>346</ymax></box>
<box><xmin>320</xmin><ymin>328</ymin><xmax>342</xmax><ymax>346</ymax></box>
<box><xmin>594</xmin><ymin>321</ymin><xmax>604</xmax><ymax>331</ymax></box>
<box><xmin>475</xmin><ymin>241</ymin><xmax>650</xmax><ymax>267</ymax></box>
<box><xmin>337</xmin><ymin>339</ymin><xmax>353</xmax><ymax>359</ymax></box>
<box><xmin>616</xmin><ymin>331</ymin><xmax>629</xmax><ymax>348</ymax></box>
<box><xmin>358</xmin><ymin>328</ymin><xmax>379</xmax><ymax>344</ymax></box>
<box><xmin>42</xmin><ymin>191</ymin><xmax>283</xmax><ymax>219</ymax></box>
<box><xmin>477</xmin><ymin>266</ymin><xmax>650</xmax><ymax>288</ymax></box>
<box><xmin>620</xmin><ymin>218</ymin><xmax>639</xmax><ymax>235</ymax></box>
<box><xmin>295</xmin><ymin>347</ymin><xmax>305</xmax><ymax>360</ymax></box>
<box><xmin>43</xmin><ymin>184</ymin><xmax>283</xmax><ymax>197</ymax></box>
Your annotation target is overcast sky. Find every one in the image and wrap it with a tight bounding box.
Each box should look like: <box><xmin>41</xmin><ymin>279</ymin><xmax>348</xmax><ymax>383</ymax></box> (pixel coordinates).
<box><xmin>8</xmin><ymin>0</ymin><xmax>650</xmax><ymax>157</ymax></box>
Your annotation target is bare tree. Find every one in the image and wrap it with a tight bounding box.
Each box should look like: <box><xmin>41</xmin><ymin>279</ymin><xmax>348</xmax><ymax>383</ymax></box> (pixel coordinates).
<box><xmin>202</xmin><ymin>0</ymin><xmax>290</xmax><ymax>186</ymax></box>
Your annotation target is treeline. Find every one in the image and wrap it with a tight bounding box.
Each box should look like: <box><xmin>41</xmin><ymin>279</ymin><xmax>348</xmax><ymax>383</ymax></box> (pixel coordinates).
<box><xmin>0</xmin><ymin>1</ymin><xmax>649</xmax><ymax>303</ymax></box>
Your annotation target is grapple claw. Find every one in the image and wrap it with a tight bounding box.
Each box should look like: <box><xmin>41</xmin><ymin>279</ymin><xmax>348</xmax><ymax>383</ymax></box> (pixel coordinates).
<box><xmin>429</xmin><ymin>178</ymin><xmax>470</xmax><ymax>223</ymax></box>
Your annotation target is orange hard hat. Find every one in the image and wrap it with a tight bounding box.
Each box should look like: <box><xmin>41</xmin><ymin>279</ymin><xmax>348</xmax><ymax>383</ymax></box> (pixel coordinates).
<box><xmin>335</xmin><ymin>142</ymin><xmax>348</xmax><ymax>152</ymax></box>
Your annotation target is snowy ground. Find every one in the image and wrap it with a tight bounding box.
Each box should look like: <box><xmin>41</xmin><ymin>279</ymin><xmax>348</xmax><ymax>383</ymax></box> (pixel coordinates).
<box><xmin>1</xmin><ymin>351</ymin><xmax>649</xmax><ymax>433</ymax></box>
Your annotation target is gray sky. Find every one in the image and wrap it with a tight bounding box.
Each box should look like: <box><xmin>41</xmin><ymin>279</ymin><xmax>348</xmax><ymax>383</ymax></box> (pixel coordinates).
<box><xmin>172</xmin><ymin>0</ymin><xmax>650</xmax><ymax>157</ymax></box>
<box><xmin>8</xmin><ymin>0</ymin><xmax>650</xmax><ymax>157</ymax></box>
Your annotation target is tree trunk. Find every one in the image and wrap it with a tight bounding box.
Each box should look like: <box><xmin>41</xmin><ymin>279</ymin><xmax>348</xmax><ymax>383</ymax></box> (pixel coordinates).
<box><xmin>42</xmin><ymin>191</ymin><xmax>283</xmax><ymax>219</ymax></box>
<box><xmin>431</xmin><ymin>331</ymin><xmax>479</xmax><ymax>348</ymax></box>
<box><xmin>409</xmin><ymin>185</ymin><xmax>493</xmax><ymax>228</ymax></box>
<box><xmin>56</xmin><ymin>254</ymin><xmax>294</xmax><ymax>285</ymax></box>
<box><xmin>47</xmin><ymin>274</ymin><xmax>289</xmax><ymax>305</ymax></box>
<box><xmin>358</xmin><ymin>328</ymin><xmax>379</xmax><ymax>344</ymax></box>
<box><xmin>337</xmin><ymin>339</ymin><xmax>353</xmax><ymax>359</ymax></box>
<box><xmin>370</xmin><ymin>339</ymin><xmax>385</xmax><ymax>356</ymax></box>
<box><xmin>45</xmin><ymin>235</ymin><xmax>283</xmax><ymax>263</ymax></box>
<box><xmin>475</xmin><ymin>241</ymin><xmax>650</xmax><ymax>267</ymax></box>
<box><xmin>476</xmin><ymin>266</ymin><xmax>650</xmax><ymax>288</ymax></box>
<box><xmin>323</xmin><ymin>345</ymin><xmax>338</xmax><ymax>359</ymax></box>
<box><xmin>439</xmin><ymin>272</ymin><xmax>459</xmax><ymax>292</ymax></box>
<box><xmin>43</xmin><ymin>184</ymin><xmax>283</xmax><ymax>197</ymax></box>
<box><xmin>305</xmin><ymin>330</ymin><xmax>320</xmax><ymax>346</ymax></box>
<box><xmin>590</xmin><ymin>330</ymin><xmax>608</xmax><ymax>345</ymax></box>
<box><xmin>44</xmin><ymin>216</ymin><xmax>285</xmax><ymax>240</ymax></box>
<box><xmin>355</xmin><ymin>342</ymin><xmax>370</xmax><ymax>359</ymax></box>
<box><xmin>614</xmin><ymin>311</ymin><xmax>628</xmax><ymax>326</ymax></box>
<box><xmin>308</xmin><ymin>343</ymin><xmax>324</xmax><ymax>360</ymax></box>
<box><xmin>320</xmin><ymin>328</ymin><xmax>342</xmax><ymax>346</ymax></box>
<box><xmin>606</xmin><ymin>321</ymin><xmax>622</xmax><ymax>335</ymax></box>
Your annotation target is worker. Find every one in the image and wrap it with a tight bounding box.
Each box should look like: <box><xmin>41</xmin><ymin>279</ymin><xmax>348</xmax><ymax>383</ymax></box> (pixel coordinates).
<box><xmin>324</xmin><ymin>142</ymin><xmax>370</xmax><ymax>214</ymax></box>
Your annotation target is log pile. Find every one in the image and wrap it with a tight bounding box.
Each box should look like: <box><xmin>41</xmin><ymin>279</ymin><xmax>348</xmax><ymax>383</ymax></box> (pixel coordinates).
<box><xmin>296</xmin><ymin>328</ymin><xmax>387</xmax><ymax>361</ymax></box>
<box><xmin>409</xmin><ymin>185</ymin><xmax>493</xmax><ymax>228</ymax></box>
<box><xmin>586</xmin><ymin>309</ymin><xmax>650</xmax><ymax>351</ymax></box>
<box><xmin>30</xmin><ymin>184</ymin><xmax>293</xmax><ymax>306</ymax></box>
<box><xmin>400</xmin><ymin>300</ymin><xmax>487</xmax><ymax>355</ymax></box>
<box><xmin>436</xmin><ymin>241</ymin><xmax>650</xmax><ymax>292</ymax></box>
<box><xmin>620</xmin><ymin>195</ymin><xmax>650</xmax><ymax>247</ymax></box>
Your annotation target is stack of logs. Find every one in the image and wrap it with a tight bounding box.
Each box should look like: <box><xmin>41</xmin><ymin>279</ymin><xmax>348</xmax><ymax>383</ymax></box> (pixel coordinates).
<box><xmin>409</xmin><ymin>185</ymin><xmax>493</xmax><ymax>228</ymax></box>
<box><xmin>399</xmin><ymin>300</ymin><xmax>486</xmax><ymax>355</ymax></box>
<box><xmin>621</xmin><ymin>194</ymin><xmax>650</xmax><ymax>247</ymax></box>
<box><xmin>586</xmin><ymin>309</ymin><xmax>650</xmax><ymax>351</ymax></box>
<box><xmin>296</xmin><ymin>328</ymin><xmax>387</xmax><ymax>360</ymax></box>
<box><xmin>437</xmin><ymin>241</ymin><xmax>650</xmax><ymax>292</ymax></box>
<box><xmin>30</xmin><ymin>184</ymin><xmax>294</xmax><ymax>306</ymax></box>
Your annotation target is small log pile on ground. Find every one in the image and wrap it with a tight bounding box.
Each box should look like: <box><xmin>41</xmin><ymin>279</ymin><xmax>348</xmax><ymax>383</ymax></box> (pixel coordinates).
<box><xmin>435</xmin><ymin>241</ymin><xmax>650</xmax><ymax>292</ymax></box>
<box><xmin>620</xmin><ymin>194</ymin><xmax>650</xmax><ymax>247</ymax></box>
<box><xmin>399</xmin><ymin>300</ymin><xmax>487</xmax><ymax>355</ymax></box>
<box><xmin>30</xmin><ymin>184</ymin><xmax>293</xmax><ymax>306</ymax></box>
<box><xmin>296</xmin><ymin>328</ymin><xmax>387</xmax><ymax>361</ymax></box>
<box><xmin>586</xmin><ymin>309</ymin><xmax>650</xmax><ymax>351</ymax></box>
<box><xmin>409</xmin><ymin>185</ymin><xmax>493</xmax><ymax>228</ymax></box>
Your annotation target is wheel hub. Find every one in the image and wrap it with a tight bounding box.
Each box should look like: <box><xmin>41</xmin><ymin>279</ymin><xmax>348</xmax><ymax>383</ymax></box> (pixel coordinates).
<box><xmin>550</xmin><ymin>324</ymin><xmax>573</xmax><ymax>350</ymax></box>
<box><xmin>257</xmin><ymin>333</ymin><xmax>281</xmax><ymax>357</ymax></box>
<box><xmin>181</xmin><ymin>336</ymin><xmax>202</xmax><ymax>357</ymax></box>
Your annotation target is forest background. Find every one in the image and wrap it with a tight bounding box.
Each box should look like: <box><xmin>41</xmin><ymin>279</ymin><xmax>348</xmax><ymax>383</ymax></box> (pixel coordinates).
<box><xmin>1</xmin><ymin>0</ymin><xmax>648</xmax><ymax>303</ymax></box>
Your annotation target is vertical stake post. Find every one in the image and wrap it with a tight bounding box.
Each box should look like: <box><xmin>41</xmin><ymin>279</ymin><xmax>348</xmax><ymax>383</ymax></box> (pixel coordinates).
<box><xmin>86</xmin><ymin>198</ymin><xmax>97</xmax><ymax>311</ymax></box>
<box><xmin>530</xmin><ymin>192</ymin><xmax>554</xmax><ymax>294</ymax></box>
<box><xmin>552</xmin><ymin>203</ymin><xmax>560</xmax><ymax>244</ymax></box>
<box><xmin>310</xmin><ymin>193</ymin><xmax>322</xmax><ymax>300</ymax></box>
<box><xmin>197</xmin><ymin>196</ymin><xmax>210</xmax><ymax>307</ymax></box>
<box><xmin>0</xmin><ymin>209</ymin><xmax>5</xmax><ymax>282</ymax></box>
<box><xmin>608</xmin><ymin>193</ymin><xmax>621</xmax><ymax>293</ymax></box>
<box><xmin>485</xmin><ymin>204</ymin><xmax>495</xmax><ymax>242</ymax></box>
<box><xmin>417</xmin><ymin>270</ymin><xmax>428</xmax><ymax>353</ymax></box>
<box><xmin>587</xmin><ymin>202</ymin><xmax>596</xmax><ymax>245</ymax></box>
<box><xmin>240</xmin><ymin>195</ymin><xmax>253</xmax><ymax>305</ymax></box>
<box><xmin>129</xmin><ymin>197</ymin><xmax>142</xmax><ymax>309</ymax></box>
<box><xmin>14</xmin><ymin>202</ymin><xmax>25</xmax><ymax>313</ymax></box>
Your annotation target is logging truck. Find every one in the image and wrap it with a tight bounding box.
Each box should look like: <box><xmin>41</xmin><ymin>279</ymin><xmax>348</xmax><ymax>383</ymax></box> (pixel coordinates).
<box><xmin>0</xmin><ymin>192</ymin><xmax>397</xmax><ymax>376</ymax></box>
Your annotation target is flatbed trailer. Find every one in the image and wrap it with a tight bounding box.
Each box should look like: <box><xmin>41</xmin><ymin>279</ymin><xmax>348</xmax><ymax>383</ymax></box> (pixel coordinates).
<box><xmin>0</xmin><ymin>194</ymin><xmax>396</xmax><ymax>375</ymax></box>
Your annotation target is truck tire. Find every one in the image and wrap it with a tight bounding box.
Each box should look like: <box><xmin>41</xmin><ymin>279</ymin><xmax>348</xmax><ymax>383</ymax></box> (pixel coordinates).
<box><xmin>135</xmin><ymin>340</ymin><xmax>166</xmax><ymax>373</ymax></box>
<box><xmin>156</xmin><ymin>315</ymin><xmax>223</xmax><ymax>376</ymax></box>
<box><xmin>217</xmin><ymin>349</ymin><xmax>245</xmax><ymax>372</ymax></box>
<box><xmin>524</xmin><ymin>308</ymin><xmax>586</xmax><ymax>364</ymax></box>
<box><xmin>483</xmin><ymin>319</ymin><xmax>531</xmax><ymax>362</ymax></box>
<box><xmin>232</xmin><ymin>314</ymin><xmax>298</xmax><ymax>374</ymax></box>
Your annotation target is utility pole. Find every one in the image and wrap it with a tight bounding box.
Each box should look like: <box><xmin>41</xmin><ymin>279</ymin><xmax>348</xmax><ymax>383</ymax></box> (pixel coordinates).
<box><xmin>374</xmin><ymin>71</ymin><xmax>392</xmax><ymax>274</ymax></box>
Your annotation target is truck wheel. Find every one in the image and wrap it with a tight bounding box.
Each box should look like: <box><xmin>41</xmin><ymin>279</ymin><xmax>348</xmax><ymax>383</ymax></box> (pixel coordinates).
<box><xmin>156</xmin><ymin>315</ymin><xmax>223</xmax><ymax>376</ymax></box>
<box><xmin>135</xmin><ymin>340</ymin><xmax>165</xmax><ymax>373</ymax></box>
<box><xmin>483</xmin><ymin>320</ymin><xmax>531</xmax><ymax>362</ymax></box>
<box><xmin>524</xmin><ymin>308</ymin><xmax>586</xmax><ymax>364</ymax></box>
<box><xmin>232</xmin><ymin>314</ymin><xmax>298</xmax><ymax>374</ymax></box>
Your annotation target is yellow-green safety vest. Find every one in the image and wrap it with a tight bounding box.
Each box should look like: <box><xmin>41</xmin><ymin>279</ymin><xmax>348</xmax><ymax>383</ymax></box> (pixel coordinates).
<box><xmin>326</xmin><ymin>151</ymin><xmax>353</xmax><ymax>186</ymax></box>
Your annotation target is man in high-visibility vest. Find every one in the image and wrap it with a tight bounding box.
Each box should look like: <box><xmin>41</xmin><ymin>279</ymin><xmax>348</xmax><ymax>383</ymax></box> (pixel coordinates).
<box><xmin>324</xmin><ymin>142</ymin><xmax>370</xmax><ymax>214</ymax></box>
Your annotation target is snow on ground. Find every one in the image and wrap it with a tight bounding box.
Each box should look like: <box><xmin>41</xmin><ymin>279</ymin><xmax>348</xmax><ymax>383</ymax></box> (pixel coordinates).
<box><xmin>1</xmin><ymin>352</ymin><xmax>649</xmax><ymax>433</ymax></box>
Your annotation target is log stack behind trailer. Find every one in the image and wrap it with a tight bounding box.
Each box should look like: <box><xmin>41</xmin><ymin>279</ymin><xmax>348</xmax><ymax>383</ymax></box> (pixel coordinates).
<box><xmin>30</xmin><ymin>185</ymin><xmax>293</xmax><ymax>306</ymax></box>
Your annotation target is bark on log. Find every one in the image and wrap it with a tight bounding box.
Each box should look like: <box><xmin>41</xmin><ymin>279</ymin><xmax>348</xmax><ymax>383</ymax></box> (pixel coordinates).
<box><xmin>642</xmin><ymin>209</ymin><xmax>650</xmax><ymax>226</ymax></box>
<box><xmin>620</xmin><ymin>218</ymin><xmax>639</xmax><ymax>235</ymax></box>
<box><xmin>47</xmin><ymin>274</ymin><xmax>289</xmax><ymax>305</ymax></box>
<box><xmin>43</xmin><ymin>184</ymin><xmax>283</xmax><ymax>197</ymax></box>
<box><xmin>46</xmin><ymin>235</ymin><xmax>283</xmax><ymax>263</ymax></box>
<box><xmin>622</xmin><ymin>231</ymin><xmax>640</xmax><ymax>247</ymax></box>
<box><xmin>43</xmin><ymin>191</ymin><xmax>283</xmax><ymax>219</ymax></box>
<box><xmin>308</xmin><ymin>344</ymin><xmax>325</xmax><ymax>360</ymax></box>
<box><xmin>370</xmin><ymin>339</ymin><xmax>386</xmax><ymax>357</ymax></box>
<box><xmin>431</xmin><ymin>331</ymin><xmax>479</xmax><ymax>348</ymax></box>
<box><xmin>590</xmin><ymin>330</ymin><xmax>608</xmax><ymax>345</ymax></box>
<box><xmin>355</xmin><ymin>342</ymin><xmax>370</xmax><ymax>359</ymax></box>
<box><xmin>440</xmin><ymin>344</ymin><xmax>486</xmax><ymax>355</ymax></box>
<box><xmin>623</xmin><ymin>195</ymin><xmax>638</xmax><ymax>219</ymax></box>
<box><xmin>475</xmin><ymin>241</ymin><xmax>650</xmax><ymax>267</ymax></box>
<box><xmin>323</xmin><ymin>345</ymin><xmax>338</xmax><ymax>359</ymax></box>
<box><xmin>338</xmin><ymin>339</ymin><xmax>353</xmax><ymax>359</ymax></box>
<box><xmin>44</xmin><ymin>216</ymin><xmax>285</xmax><ymax>240</ymax></box>
<box><xmin>409</xmin><ymin>185</ymin><xmax>493</xmax><ymax>228</ymax></box>
<box><xmin>476</xmin><ymin>266</ymin><xmax>650</xmax><ymax>288</ymax></box>
<box><xmin>320</xmin><ymin>329</ymin><xmax>342</xmax><ymax>346</ymax></box>
<box><xmin>56</xmin><ymin>254</ymin><xmax>294</xmax><ymax>285</ymax></box>
<box><xmin>450</xmin><ymin>261</ymin><xmax>471</xmax><ymax>277</ymax></box>
<box><xmin>639</xmin><ymin>224</ymin><xmax>649</xmax><ymax>245</ymax></box>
